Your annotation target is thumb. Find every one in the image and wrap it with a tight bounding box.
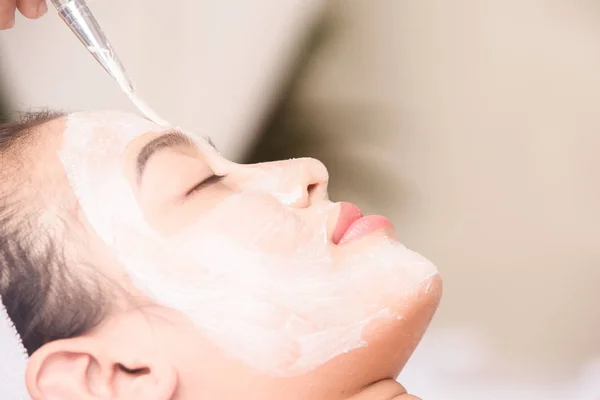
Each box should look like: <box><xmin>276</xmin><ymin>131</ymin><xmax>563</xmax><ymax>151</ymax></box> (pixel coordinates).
<box><xmin>0</xmin><ymin>0</ymin><xmax>16</xmax><ymax>29</ymax></box>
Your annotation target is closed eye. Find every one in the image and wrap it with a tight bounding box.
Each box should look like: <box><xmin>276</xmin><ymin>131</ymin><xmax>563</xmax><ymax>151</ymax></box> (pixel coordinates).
<box><xmin>186</xmin><ymin>174</ymin><xmax>225</xmax><ymax>196</ymax></box>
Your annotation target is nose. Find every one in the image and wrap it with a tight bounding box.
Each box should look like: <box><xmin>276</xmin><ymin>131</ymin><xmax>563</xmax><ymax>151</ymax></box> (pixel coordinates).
<box><xmin>257</xmin><ymin>157</ymin><xmax>329</xmax><ymax>208</ymax></box>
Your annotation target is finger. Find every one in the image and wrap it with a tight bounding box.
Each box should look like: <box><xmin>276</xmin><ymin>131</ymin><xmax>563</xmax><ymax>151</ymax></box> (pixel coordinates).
<box><xmin>16</xmin><ymin>0</ymin><xmax>46</xmax><ymax>19</ymax></box>
<box><xmin>0</xmin><ymin>0</ymin><xmax>17</xmax><ymax>29</ymax></box>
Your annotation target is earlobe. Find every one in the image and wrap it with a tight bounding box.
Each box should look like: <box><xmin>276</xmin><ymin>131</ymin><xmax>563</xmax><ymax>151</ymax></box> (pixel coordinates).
<box><xmin>25</xmin><ymin>337</ymin><xmax>178</xmax><ymax>400</ymax></box>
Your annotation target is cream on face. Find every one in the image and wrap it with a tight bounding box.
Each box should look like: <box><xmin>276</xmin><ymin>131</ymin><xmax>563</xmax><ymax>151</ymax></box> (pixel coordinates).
<box><xmin>58</xmin><ymin>111</ymin><xmax>438</xmax><ymax>377</ymax></box>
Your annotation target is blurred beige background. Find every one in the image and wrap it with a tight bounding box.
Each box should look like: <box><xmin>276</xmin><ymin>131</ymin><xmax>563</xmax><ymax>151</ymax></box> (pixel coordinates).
<box><xmin>2</xmin><ymin>0</ymin><xmax>600</xmax><ymax>398</ymax></box>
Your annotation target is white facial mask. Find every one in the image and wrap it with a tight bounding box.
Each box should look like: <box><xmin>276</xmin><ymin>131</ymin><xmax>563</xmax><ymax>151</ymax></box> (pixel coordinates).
<box><xmin>59</xmin><ymin>111</ymin><xmax>438</xmax><ymax>377</ymax></box>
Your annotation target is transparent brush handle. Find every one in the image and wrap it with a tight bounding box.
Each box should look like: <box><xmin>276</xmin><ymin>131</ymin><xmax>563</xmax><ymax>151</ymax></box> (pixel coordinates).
<box><xmin>51</xmin><ymin>0</ymin><xmax>135</xmax><ymax>93</ymax></box>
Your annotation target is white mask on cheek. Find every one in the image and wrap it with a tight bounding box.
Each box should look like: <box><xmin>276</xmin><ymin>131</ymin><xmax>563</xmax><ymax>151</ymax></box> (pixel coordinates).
<box><xmin>59</xmin><ymin>111</ymin><xmax>438</xmax><ymax>377</ymax></box>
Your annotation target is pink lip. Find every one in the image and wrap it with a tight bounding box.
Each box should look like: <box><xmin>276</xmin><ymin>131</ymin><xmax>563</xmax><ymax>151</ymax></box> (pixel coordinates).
<box><xmin>333</xmin><ymin>202</ymin><xmax>394</xmax><ymax>245</ymax></box>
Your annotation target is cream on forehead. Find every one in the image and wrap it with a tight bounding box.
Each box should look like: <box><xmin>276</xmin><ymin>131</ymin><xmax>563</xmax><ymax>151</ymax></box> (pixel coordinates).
<box><xmin>58</xmin><ymin>111</ymin><xmax>164</xmax><ymax>246</ymax></box>
<box><xmin>58</xmin><ymin>111</ymin><xmax>438</xmax><ymax>377</ymax></box>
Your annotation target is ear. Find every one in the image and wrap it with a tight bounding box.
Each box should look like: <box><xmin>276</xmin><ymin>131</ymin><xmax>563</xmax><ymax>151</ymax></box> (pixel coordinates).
<box><xmin>25</xmin><ymin>337</ymin><xmax>178</xmax><ymax>400</ymax></box>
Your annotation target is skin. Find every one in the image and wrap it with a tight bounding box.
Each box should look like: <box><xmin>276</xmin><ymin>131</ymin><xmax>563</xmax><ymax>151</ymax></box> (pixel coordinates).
<box><xmin>19</xmin><ymin>115</ymin><xmax>442</xmax><ymax>400</ymax></box>
<box><xmin>0</xmin><ymin>0</ymin><xmax>47</xmax><ymax>29</ymax></box>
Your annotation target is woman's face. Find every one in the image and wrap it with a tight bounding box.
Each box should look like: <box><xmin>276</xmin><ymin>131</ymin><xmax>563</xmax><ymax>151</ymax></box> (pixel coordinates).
<box><xmin>36</xmin><ymin>111</ymin><xmax>441</xmax><ymax>399</ymax></box>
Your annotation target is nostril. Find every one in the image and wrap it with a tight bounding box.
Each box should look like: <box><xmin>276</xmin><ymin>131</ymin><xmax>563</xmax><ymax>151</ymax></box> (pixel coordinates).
<box><xmin>307</xmin><ymin>183</ymin><xmax>319</xmax><ymax>197</ymax></box>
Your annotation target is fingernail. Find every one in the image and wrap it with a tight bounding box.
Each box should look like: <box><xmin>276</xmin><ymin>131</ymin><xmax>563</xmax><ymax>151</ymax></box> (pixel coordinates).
<box><xmin>37</xmin><ymin>1</ymin><xmax>48</xmax><ymax>17</ymax></box>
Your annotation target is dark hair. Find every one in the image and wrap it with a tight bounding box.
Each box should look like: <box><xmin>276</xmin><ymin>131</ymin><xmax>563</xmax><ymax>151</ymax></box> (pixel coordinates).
<box><xmin>0</xmin><ymin>111</ymin><xmax>109</xmax><ymax>355</ymax></box>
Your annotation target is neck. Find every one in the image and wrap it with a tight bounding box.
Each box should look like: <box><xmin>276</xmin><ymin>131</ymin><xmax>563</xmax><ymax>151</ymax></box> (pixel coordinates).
<box><xmin>347</xmin><ymin>379</ymin><xmax>421</xmax><ymax>400</ymax></box>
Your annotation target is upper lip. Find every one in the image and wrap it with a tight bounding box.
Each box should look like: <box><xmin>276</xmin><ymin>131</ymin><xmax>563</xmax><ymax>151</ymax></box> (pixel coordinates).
<box><xmin>332</xmin><ymin>202</ymin><xmax>364</xmax><ymax>244</ymax></box>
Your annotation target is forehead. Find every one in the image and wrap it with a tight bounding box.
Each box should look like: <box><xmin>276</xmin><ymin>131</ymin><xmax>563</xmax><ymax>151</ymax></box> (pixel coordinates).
<box><xmin>59</xmin><ymin>111</ymin><xmax>175</xmax><ymax>183</ymax></box>
<box><xmin>34</xmin><ymin>111</ymin><xmax>167</xmax><ymax>166</ymax></box>
<box><xmin>21</xmin><ymin>112</ymin><xmax>168</xmax><ymax>221</ymax></box>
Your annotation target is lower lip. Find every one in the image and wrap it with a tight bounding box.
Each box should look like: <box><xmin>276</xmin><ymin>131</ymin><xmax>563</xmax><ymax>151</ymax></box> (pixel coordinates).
<box><xmin>338</xmin><ymin>215</ymin><xmax>394</xmax><ymax>245</ymax></box>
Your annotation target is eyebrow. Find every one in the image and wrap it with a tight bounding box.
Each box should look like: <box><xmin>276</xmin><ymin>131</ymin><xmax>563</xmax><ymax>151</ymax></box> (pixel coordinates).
<box><xmin>136</xmin><ymin>130</ymin><xmax>196</xmax><ymax>183</ymax></box>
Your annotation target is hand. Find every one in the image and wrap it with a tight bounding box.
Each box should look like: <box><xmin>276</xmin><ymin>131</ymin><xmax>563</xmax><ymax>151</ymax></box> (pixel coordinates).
<box><xmin>1</xmin><ymin>0</ymin><xmax>48</xmax><ymax>30</ymax></box>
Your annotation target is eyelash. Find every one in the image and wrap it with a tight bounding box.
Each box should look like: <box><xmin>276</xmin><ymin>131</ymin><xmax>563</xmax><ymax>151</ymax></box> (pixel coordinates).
<box><xmin>186</xmin><ymin>174</ymin><xmax>225</xmax><ymax>196</ymax></box>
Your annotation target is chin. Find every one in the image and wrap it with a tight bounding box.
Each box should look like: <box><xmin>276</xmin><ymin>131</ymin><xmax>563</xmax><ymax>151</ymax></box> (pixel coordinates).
<box><xmin>285</xmin><ymin>274</ymin><xmax>442</xmax><ymax>400</ymax></box>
